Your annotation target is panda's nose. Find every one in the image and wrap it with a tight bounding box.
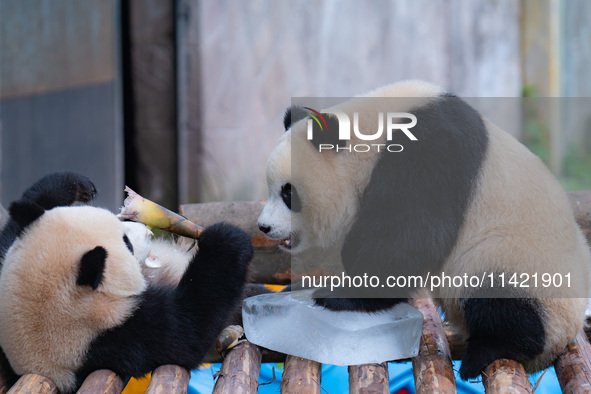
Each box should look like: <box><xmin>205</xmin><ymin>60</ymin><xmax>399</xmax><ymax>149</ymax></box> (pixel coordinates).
<box><xmin>259</xmin><ymin>225</ymin><xmax>271</xmax><ymax>234</ymax></box>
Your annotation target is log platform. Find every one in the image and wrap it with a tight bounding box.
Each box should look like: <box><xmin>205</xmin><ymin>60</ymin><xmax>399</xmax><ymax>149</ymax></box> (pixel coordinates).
<box><xmin>2</xmin><ymin>191</ymin><xmax>591</xmax><ymax>393</ymax></box>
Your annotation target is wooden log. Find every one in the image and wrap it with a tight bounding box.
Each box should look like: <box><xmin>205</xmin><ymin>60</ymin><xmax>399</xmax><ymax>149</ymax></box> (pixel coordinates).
<box><xmin>348</xmin><ymin>363</ymin><xmax>389</xmax><ymax>394</ymax></box>
<box><xmin>145</xmin><ymin>365</ymin><xmax>190</xmax><ymax>394</ymax></box>
<box><xmin>555</xmin><ymin>329</ymin><xmax>591</xmax><ymax>393</ymax></box>
<box><xmin>178</xmin><ymin>191</ymin><xmax>591</xmax><ymax>284</ymax></box>
<box><xmin>410</xmin><ymin>296</ymin><xmax>457</xmax><ymax>393</ymax></box>
<box><xmin>6</xmin><ymin>374</ymin><xmax>57</xmax><ymax>394</ymax></box>
<box><xmin>77</xmin><ymin>370</ymin><xmax>123</xmax><ymax>394</ymax></box>
<box><xmin>568</xmin><ymin>191</ymin><xmax>591</xmax><ymax>245</ymax></box>
<box><xmin>126</xmin><ymin>0</ymin><xmax>178</xmax><ymax>210</ymax></box>
<box><xmin>212</xmin><ymin>341</ymin><xmax>262</xmax><ymax>394</ymax></box>
<box><xmin>206</xmin><ymin>347</ymin><xmax>285</xmax><ymax>364</ymax></box>
<box><xmin>280</xmin><ymin>355</ymin><xmax>321</xmax><ymax>394</ymax></box>
<box><xmin>482</xmin><ymin>359</ymin><xmax>532</xmax><ymax>393</ymax></box>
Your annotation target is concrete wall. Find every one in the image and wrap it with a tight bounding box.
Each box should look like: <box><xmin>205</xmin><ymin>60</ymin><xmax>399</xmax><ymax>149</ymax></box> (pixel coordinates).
<box><xmin>0</xmin><ymin>0</ymin><xmax>122</xmax><ymax>210</ymax></box>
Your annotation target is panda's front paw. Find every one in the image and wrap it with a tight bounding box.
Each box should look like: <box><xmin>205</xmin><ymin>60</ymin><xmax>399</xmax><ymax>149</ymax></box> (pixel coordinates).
<box><xmin>198</xmin><ymin>222</ymin><xmax>254</xmax><ymax>271</ymax></box>
<box><xmin>21</xmin><ymin>171</ymin><xmax>97</xmax><ymax>209</ymax></box>
<box><xmin>67</xmin><ymin>172</ymin><xmax>97</xmax><ymax>204</ymax></box>
<box><xmin>181</xmin><ymin>222</ymin><xmax>253</xmax><ymax>290</ymax></box>
<box><xmin>313</xmin><ymin>290</ymin><xmax>407</xmax><ymax>313</ymax></box>
<box><xmin>313</xmin><ymin>296</ymin><xmax>354</xmax><ymax>311</ymax></box>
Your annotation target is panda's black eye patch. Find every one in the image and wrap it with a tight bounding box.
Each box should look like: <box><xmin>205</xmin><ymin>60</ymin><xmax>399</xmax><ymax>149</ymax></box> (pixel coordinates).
<box><xmin>123</xmin><ymin>235</ymin><xmax>134</xmax><ymax>254</ymax></box>
<box><xmin>281</xmin><ymin>183</ymin><xmax>301</xmax><ymax>212</ymax></box>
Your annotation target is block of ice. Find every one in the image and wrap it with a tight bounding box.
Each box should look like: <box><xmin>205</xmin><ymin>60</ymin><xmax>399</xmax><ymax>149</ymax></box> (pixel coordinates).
<box><xmin>242</xmin><ymin>290</ymin><xmax>423</xmax><ymax>366</ymax></box>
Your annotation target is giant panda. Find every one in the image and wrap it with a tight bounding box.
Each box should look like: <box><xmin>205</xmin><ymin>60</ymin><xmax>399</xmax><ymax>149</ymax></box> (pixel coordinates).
<box><xmin>120</xmin><ymin>220</ymin><xmax>196</xmax><ymax>287</ymax></box>
<box><xmin>0</xmin><ymin>171</ymin><xmax>253</xmax><ymax>393</ymax></box>
<box><xmin>257</xmin><ymin>80</ymin><xmax>591</xmax><ymax>379</ymax></box>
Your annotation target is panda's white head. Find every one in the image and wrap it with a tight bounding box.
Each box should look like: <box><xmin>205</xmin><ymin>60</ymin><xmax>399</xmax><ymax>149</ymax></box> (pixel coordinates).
<box><xmin>121</xmin><ymin>220</ymin><xmax>153</xmax><ymax>265</ymax></box>
<box><xmin>257</xmin><ymin>80</ymin><xmax>447</xmax><ymax>254</ymax></box>
<box><xmin>257</xmin><ymin>132</ymin><xmax>294</xmax><ymax>250</ymax></box>
<box><xmin>0</xmin><ymin>205</ymin><xmax>147</xmax><ymax>391</ymax></box>
<box><xmin>257</xmin><ymin>109</ymin><xmax>368</xmax><ymax>254</ymax></box>
<box><xmin>120</xmin><ymin>220</ymin><xmax>193</xmax><ymax>287</ymax></box>
<box><xmin>257</xmin><ymin>128</ymin><xmax>365</xmax><ymax>254</ymax></box>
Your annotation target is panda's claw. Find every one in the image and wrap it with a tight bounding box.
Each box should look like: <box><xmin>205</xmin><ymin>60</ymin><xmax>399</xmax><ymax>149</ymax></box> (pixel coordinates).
<box><xmin>77</xmin><ymin>178</ymin><xmax>97</xmax><ymax>202</ymax></box>
<box><xmin>458</xmin><ymin>352</ymin><xmax>487</xmax><ymax>380</ymax></box>
<box><xmin>70</xmin><ymin>174</ymin><xmax>98</xmax><ymax>204</ymax></box>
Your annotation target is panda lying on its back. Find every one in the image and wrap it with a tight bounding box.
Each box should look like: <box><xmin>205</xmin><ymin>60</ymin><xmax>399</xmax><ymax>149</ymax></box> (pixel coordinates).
<box><xmin>0</xmin><ymin>172</ymin><xmax>253</xmax><ymax>393</ymax></box>
<box><xmin>257</xmin><ymin>80</ymin><xmax>591</xmax><ymax>379</ymax></box>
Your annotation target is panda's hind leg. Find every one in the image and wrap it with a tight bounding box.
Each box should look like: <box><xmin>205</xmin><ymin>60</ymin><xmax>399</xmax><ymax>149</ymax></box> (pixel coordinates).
<box><xmin>459</xmin><ymin>297</ymin><xmax>545</xmax><ymax>380</ymax></box>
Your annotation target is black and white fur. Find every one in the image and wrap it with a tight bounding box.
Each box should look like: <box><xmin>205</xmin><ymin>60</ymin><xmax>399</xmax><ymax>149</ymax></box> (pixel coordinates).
<box><xmin>0</xmin><ymin>172</ymin><xmax>253</xmax><ymax>392</ymax></box>
<box><xmin>257</xmin><ymin>80</ymin><xmax>591</xmax><ymax>379</ymax></box>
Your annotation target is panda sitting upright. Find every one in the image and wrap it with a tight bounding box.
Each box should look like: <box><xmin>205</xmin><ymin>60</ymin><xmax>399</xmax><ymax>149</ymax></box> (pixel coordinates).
<box><xmin>0</xmin><ymin>172</ymin><xmax>253</xmax><ymax>393</ymax></box>
<box><xmin>257</xmin><ymin>80</ymin><xmax>591</xmax><ymax>379</ymax></box>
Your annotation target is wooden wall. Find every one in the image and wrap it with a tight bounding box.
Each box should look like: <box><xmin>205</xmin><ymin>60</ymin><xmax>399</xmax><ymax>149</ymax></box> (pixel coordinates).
<box><xmin>124</xmin><ymin>0</ymin><xmax>178</xmax><ymax>210</ymax></box>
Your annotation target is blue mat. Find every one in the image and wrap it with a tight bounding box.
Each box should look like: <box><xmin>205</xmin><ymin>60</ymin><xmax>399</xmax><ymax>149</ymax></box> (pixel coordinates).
<box><xmin>188</xmin><ymin>361</ymin><xmax>560</xmax><ymax>393</ymax></box>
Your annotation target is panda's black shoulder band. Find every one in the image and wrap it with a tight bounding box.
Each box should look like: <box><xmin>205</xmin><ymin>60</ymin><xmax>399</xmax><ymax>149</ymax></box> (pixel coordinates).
<box><xmin>340</xmin><ymin>94</ymin><xmax>489</xmax><ymax>282</ymax></box>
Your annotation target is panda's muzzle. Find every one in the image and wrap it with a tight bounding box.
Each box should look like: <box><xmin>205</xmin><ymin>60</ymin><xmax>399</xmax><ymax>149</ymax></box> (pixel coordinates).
<box><xmin>258</xmin><ymin>225</ymin><xmax>293</xmax><ymax>251</ymax></box>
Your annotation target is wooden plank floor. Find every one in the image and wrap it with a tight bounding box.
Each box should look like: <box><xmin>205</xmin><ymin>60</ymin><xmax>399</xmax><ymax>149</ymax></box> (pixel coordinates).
<box><xmin>3</xmin><ymin>191</ymin><xmax>591</xmax><ymax>392</ymax></box>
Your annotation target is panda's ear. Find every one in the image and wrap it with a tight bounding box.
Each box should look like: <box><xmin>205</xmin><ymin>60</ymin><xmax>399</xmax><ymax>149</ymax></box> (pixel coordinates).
<box><xmin>77</xmin><ymin>246</ymin><xmax>107</xmax><ymax>290</ymax></box>
<box><xmin>284</xmin><ymin>107</ymin><xmax>345</xmax><ymax>151</ymax></box>
<box><xmin>307</xmin><ymin>112</ymin><xmax>345</xmax><ymax>151</ymax></box>
<box><xmin>9</xmin><ymin>201</ymin><xmax>45</xmax><ymax>231</ymax></box>
<box><xmin>283</xmin><ymin>106</ymin><xmax>309</xmax><ymax>131</ymax></box>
